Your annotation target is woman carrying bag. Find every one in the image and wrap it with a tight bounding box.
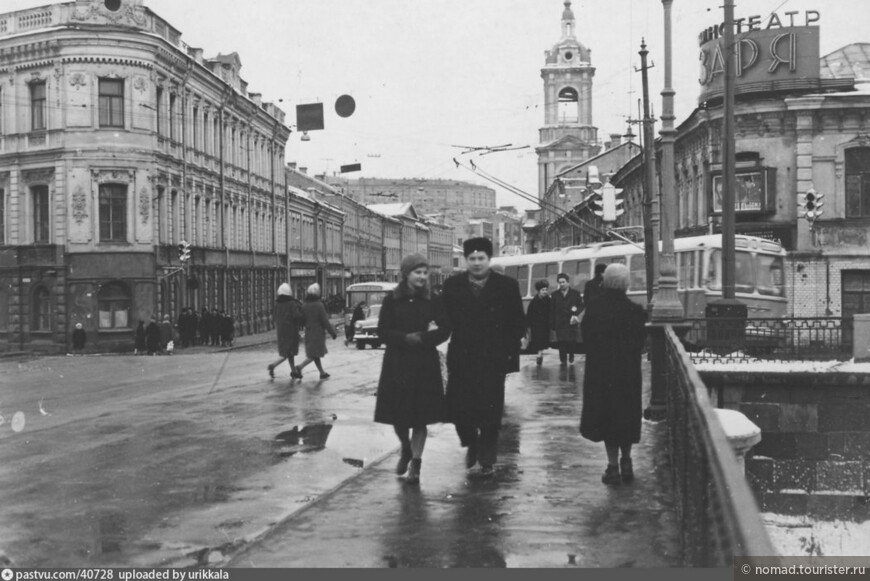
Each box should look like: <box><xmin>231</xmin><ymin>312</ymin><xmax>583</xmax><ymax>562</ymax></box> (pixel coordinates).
<box><xmin>374</xmin><ymin>253</ymin><xmax>452</xmax><ymax>484</ymax></box>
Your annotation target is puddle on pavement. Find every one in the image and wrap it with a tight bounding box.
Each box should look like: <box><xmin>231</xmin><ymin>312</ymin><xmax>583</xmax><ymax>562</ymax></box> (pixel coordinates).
<box><xmin>272</xmin><ymin>423</ymin><xmax>333</xmax><ymax>458</ymax></box>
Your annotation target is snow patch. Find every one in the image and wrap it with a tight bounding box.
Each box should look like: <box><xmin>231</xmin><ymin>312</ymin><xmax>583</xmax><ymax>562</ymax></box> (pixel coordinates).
<box><xmin>764</xmin><ymin>513</ymin><xmax>870</xmax><ymax>556</ymax></box>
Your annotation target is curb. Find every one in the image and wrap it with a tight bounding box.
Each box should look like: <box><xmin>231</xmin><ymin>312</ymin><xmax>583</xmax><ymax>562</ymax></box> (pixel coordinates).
<box><xmin>150</xmin><ymin>442</ymin><xmax>401</xmax><ymax>569</ymax></box>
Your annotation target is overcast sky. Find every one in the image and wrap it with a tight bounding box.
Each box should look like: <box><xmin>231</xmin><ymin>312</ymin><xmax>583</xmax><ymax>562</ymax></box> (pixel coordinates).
<box><xmin>5</xmin><ymin>0</ymin><xmax>869</xmax><ymax>209</ymax></box>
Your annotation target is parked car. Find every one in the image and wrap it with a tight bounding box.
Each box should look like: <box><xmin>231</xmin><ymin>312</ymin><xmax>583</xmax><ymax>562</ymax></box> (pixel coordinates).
<box><xmin>353</xmin><ymin>304</ymin><xmax>383</xmax><ymax>349</ymax></box>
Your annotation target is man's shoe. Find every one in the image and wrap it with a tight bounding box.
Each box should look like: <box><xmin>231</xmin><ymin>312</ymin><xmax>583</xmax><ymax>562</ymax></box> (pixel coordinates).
<box><xmin>620</xmin><ymin>457</ymin><xmax>634</xmax><ymax>484</ymax></box>
<box><xmin>267</xmin><ymin>365</ymin><xmax>275</xmax><ymax>379</ymax></box>
<box><xmin>404</xmin><ymin>459</ymin><xmax>421</xmax><ymax>484</ymax></box>
<box><xmin>320</xmin><ymin>372</ymin><xmax>330</xmax><ymax>380</ymax></box>
<box><xmin>479</xmin><ymin>465</ymin><xmax>494</xmax><ymax>478</ymax></box>
<box><xmin>602</xmin><ymin>465</ymin><xmax>621</xmax><ymax>486</ymax></box>
<box><xmin>536</xmin><ymin>356</ymin><xmax>543</xmax><ymax>366</ymax></box>
<box><xmin>396</xmin><ymin>445</ymin><xmax>413</xmax><ymax>476</ymax></box>
<box><xmin>465</xmin><ymin>444</ymin><xmax>478</xmax><ymax>469</ymax></box>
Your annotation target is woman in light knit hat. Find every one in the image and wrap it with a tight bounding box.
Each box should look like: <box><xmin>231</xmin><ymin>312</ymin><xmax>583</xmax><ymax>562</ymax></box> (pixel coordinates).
<box><xmin>296</xmin><ymin>283</ymin><xmax>338</xmax><ymax>379</ymax></box>
<box><xmin>373</xmin><ymin>253</ymin><xmax>451</xmax><ymax>484</ymax></box>
<box><xmin>267</xmin><ymin>283</ymin><xmax>304</xmax><ymax>380</ymax></box>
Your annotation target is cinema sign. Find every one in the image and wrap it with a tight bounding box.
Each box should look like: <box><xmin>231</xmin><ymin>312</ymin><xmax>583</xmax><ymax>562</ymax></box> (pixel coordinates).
<box><xmin>698</xmin><ymin>12</ymin><xmax>821</xmax><ymax>104</ymax></box>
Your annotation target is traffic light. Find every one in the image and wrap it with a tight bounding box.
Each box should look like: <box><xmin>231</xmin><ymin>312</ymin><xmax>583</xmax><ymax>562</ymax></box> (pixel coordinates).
<box><xmin>178</xmin><ymin>240</ymin><xmax>191</xmax><ymax>263</ymax></box>
<box><xmin>598</xmin><ymin>183</ymin><xmax>625</xmax><ymax>223</ymax></box>
<box><xmin>798</xmin><ymin>188</ymin><xmax>824</xmax><ymax>222</ymax></box>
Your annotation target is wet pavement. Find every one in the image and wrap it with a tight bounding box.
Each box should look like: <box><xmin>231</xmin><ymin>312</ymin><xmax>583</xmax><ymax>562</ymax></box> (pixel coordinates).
<box><xmin>227</xmin><ymin>359</ymin><xmax>681</xmax><ymax>568</ymax></box>
<box><xmin>0</xmin><ymin>342</ymin><xmax>680</xmax><ymax>568</ymax></box>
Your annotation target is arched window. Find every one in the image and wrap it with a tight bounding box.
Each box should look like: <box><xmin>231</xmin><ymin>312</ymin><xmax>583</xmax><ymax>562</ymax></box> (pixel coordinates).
<box><xmin>845</xmin><ymin>148</ymin><xmax>870</xmax><ymax>218</ymax></box>
<box><xmin>98</xmin><ymin>282</ymin><xmax>131</xmax><ymax>329</ymax></box>
<box><xmin>32</xmin><ymin>286</ymin><xmax>51</xmax><ymax>331</ymax></box>
<box><xmin>558</xmin><ymin>87</ymin><xmax>579</xmax><ymax>123</ymax></box>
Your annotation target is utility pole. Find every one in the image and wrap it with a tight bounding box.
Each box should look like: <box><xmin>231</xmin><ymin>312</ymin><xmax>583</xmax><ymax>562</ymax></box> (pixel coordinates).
<box><xmin>706</xmin><ymin>0</ymin><xmax>748</xmax><ymax>326</ymax></box>
<box><xmin>638</xmin><ymin>38</ymin><xmax>658</xmax><ymax>304</ymax></box>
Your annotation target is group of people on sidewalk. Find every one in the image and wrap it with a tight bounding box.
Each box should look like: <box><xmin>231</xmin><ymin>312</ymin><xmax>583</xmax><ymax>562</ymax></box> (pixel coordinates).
<box><xmin>373</xmin><ymin>238</ymin><xmax>646</xmax><ymax>487</ymax></box>
<box><xmin>129</xmin><ymin>308</ymin><xmax>236</xmax><ymax>356</ymax></box>
<box><xmin>266</xmin><ymin>237</ymin><xmax>647</xmax><ymax>487</ymax></box>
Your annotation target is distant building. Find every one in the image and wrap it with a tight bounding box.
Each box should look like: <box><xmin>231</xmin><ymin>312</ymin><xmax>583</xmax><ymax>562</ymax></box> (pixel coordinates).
<box><xmin>366</xmin><ymin>203</ymin><xmax>430</xmax><ymax>282</ymax></box>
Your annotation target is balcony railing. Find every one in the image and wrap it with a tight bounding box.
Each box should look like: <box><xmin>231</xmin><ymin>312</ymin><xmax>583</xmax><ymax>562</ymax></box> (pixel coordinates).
<box><xmin>680</xmin><ymin>317</ymin><xmax>851</xmax><ymax>364</ymax></box>
<box><xmin>664</xmin><ymin>326</ymin><xmax>775</xmax><ymax>565</ymax></box>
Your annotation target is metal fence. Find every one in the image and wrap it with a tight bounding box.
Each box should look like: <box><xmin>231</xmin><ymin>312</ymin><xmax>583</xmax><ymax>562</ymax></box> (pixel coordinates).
<box><xmin>679</xmin><ymin>317</ymin><xmax>852</xmax><ymax>363</ymax></box>
<box><xmin>664</xmin><ymin>326</ymin><xmax>775</xmax><ymax>566</ymax></box>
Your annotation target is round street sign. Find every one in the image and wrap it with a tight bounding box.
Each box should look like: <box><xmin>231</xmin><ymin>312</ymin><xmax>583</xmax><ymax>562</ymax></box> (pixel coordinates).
<box><xmin>335</xmin><ymin>95</ymin><xmax>356</xmax><ymax>118</ymax></box>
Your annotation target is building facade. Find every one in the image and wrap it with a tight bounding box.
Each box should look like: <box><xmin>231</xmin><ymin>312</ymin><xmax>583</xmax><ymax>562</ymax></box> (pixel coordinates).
<box><xmin>0</xmin><ymin>0</ymin><xmax>290</xmax><ymax>352</ymax></box>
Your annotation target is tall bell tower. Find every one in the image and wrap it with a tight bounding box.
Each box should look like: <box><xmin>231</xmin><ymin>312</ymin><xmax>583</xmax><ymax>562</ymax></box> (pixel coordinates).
<box><xmin>536</xmin><ymin>1</ymin><xmax>599</xmax><ymax>197</ymax></box>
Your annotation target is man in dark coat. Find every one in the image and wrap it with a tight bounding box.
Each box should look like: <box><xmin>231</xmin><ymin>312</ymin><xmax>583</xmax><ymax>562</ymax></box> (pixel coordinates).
<box><xmin>146</xmin><ymin>317</ymin><xmax>161</xmax><ymax>355</ymax></box>
<box><xmin>134</xmin><ymin>320</ymin><xmax>147</xmax><ymax>355</ymax></box>
<box><xmin>199</xmin><ymin>308</ymin><xmax>211</xmax><ymax>346</ymax></box>
<box><xmin>221</xmin><ymin>311</ymin><xmax>235</xmax><ymax>347</ymax></box>
<box><xmin>210</xmin><ymin>308</ymin><xmax>221</xmax><ymax>346</ymax></box>
<box><xmin>346</xmin><ymin>301</ymin><xmax>366</xmax><ymax>345</ymax></box>
<box><xmin>550</xmin><ymin>272</ymin><xmax>584</xmax><ymax>364</ymax></box>
<box><xmin>580</xmin><ymin>263</ymin><xmax>647</xmax><ymax>486</ymax></box>
<box><xmin>584</xmin><ymin>263</ymin><xmax>607</xmax><ymax>306</ymax></box>
<box><xmin>442</xmin><ymin>237</ymin><xmax>526</xmax><ymax>477</ymax></box>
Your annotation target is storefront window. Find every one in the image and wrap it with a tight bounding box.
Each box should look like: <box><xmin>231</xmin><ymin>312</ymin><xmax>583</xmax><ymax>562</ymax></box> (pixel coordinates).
<box><xmin>98</xmin><ymin>282</ymin><xmax>131</xmax><ymax>329</ymax></box>
<box><xmin>845</xmin><ymin>148</ymin><xmax>870</xmax><ymax>218</ymax></box>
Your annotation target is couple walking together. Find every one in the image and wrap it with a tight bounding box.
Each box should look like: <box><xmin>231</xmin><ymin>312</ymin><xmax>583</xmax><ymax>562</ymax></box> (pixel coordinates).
<box><xmin>374</xmin><ymin>238</ymin><xmax>526</xmax><ymax>483</ymax></box>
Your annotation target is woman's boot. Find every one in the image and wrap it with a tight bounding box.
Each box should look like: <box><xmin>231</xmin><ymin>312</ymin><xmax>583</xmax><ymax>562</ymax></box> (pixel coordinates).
<box><xmin>396</xmin><ymin>444</ymin><xmax>413</xmax><ymax>475</ymax></box>
<box><xmin>404</xmin><ymin>459</ymin><xmax>422</xmax><ymax>484</ymax></box>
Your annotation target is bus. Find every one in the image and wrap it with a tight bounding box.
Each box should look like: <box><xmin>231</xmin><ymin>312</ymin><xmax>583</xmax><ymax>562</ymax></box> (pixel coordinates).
<box><xmin>344</xmin><ymin>282</ymin><xmax>398</xmax><ymax>326</ymax></box>
<box><xmin>491</xmin><ymin>234</ymin><xmax>787</xmax><ymax>319</ymax></box>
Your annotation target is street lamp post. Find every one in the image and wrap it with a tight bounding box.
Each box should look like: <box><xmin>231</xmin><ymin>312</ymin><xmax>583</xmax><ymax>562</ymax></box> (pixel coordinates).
<box><xmin>647</xmin><ymin>0</ymin><xmax>685</xmax><ymax>421</ymax></box>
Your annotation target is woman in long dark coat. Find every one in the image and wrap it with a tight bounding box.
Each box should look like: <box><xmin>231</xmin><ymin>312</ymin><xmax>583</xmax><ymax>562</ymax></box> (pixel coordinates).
<box><xmin>550</xmin><ymin>273</ymin><xmax>584</xmax><ymax>364</ymax></box>
<box><xmin>268</xmin><ymin>283</ymin><xmax>304</xmax><ymax>379</ymax></box>
<box><xmin>375</xmin><ymin>253</ymin><xmax>451</xmax><ymax>484</ymax></box>
<box><xmin>579</xmin><ymin>263</ymin><xmax>647</xmax><ymax>486</ymax></box>
<box><xmin>134</xmin><ymin>320</ymin><xmax>147</xmax><ymax>355</ymax></box>
<box><xmin>297</xmin><ymin>283</ymin><xmax>338</xmax><ymax>379</ymax></box>
<box><xmin>525</xmin><ymin>279</ymin><xmax>551</xmax><ymax>366</ymax></box>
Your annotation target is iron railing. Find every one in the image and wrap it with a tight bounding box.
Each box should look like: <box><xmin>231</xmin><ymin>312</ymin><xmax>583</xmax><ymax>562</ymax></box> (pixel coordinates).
<box><xmin>664</xmin><ymin>326</ymin><xmax>775</xmax><ymax>566</ymax></box>
<box><xmin>680</xmin><ymin>317</ymin><xmax>851</xmax><ymax>364</ymax></box>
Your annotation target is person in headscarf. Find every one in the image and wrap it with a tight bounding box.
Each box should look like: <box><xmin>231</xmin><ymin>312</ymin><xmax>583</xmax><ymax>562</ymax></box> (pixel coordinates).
<box><xmin>296</xmin><ymin>283</ymin><xmax>338</xmax><ymax>379</ymax></box>
<box><xmin>526</xmin><ymin>279</ymin><xmax>552</xmax><ymax>366</ymax></box>
<box><xmin>580</xmin><ymin>263</ymin><xmax>648</xmax><ymax>486</ymax></box>
<box><xmin>268</xmin><ymin>283</ymin><xmax>304</xmax><ymax>380</ymax></box>
<box><xmin>441</xmin><ymin>237</ymin><xmax>526</xmax><ymax>478</ymax></box>
<box><xmin>374</xmin><ymin>253</ymin><xmax>451</xmax><ymax>484</ymax></box>
<box><xmin>71</xmin><ymin>322</ymin><xmax>86</xmax><ymax>355</ymax></box>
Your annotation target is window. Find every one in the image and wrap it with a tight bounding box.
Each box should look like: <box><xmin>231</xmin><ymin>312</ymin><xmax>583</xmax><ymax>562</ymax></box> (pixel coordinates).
<box><xmin>98</xmin><ymin>79</ymin><xmax>124</xmax><ymax>128</ymax></box>
<box><xmin>677</xmin><ymin>251</ymin><xmax>696</xmax><ymax>289</ymax></box>
<box><xmin>558</xmin><ymin>87</ymin><xmax>579</xmax><ymax>123</ymax></box>
<box><xmin>169</xmin><ymin>93</ymin><xmax>176</xmax><ymax>139</ymax></box>
<box><xmin>565</xmin><ymin>259</ymin><xmax>591</xmax><ymax>290</ymax></box>
<box><xmin>156</xmin><ymin>87</ymin><xmax>163</xmax><ymax>135</ymax></box>
<box><xmin>98</xmin><ymin>282</ymin><xmax>131</xmax><ymax>329</ymax></box>
<box><xmin>630</xmin><ymin>255</ymin><xmax>647</xmax><ymax>292</ymax></box>
<box><xmin>706</xmin><ymin>250</ymin><xmax>755</xmax><ymax>293</ymax></box>
<box><xmin>845</xmin><ymin>148</ymin><xmax>870</xmax><ymax>218</ymax></box>
<box><xmin>32</xmin><ymin>286</ymin><xmax>51</xmax><ymax>331</ymax></box>
<box><xmin>32</xmin><ymin>185</ymin><xmax>49</xmax><ymax>243</ymax></box>
<box><xmin>99</xmin><ymin>184</ymin><xmax>127</xmax><ymax>242</ymax></box>
<box><xmin>756</xmin><ymin>255</ymin><xmax>784</xmax><ymax>297</ymax></box>
<box><xmin>30</xmin><ymin>82</ymin><xmax>46</xmax><ymax>131</ymax></box>
<box><xmin>192</xmin><ymin>106</ymin><xmax>199</xmax><ymax>150</ymax></box>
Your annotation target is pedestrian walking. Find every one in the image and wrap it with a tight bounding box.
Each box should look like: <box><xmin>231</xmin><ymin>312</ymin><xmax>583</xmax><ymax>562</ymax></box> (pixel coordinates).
<box><xmin>526</xmin><ymin>279</ymin><xmax>552</xmax><ymax>366</ymax></box>
<box><xmin>579</xmin><ymin>263</ymin><xmax>647</xmax><ymax>486</ymax></box>
<box><xmin>584</xmin><ymin>263</ymin><xmax>607</xmax><ymax>306</ymax></box>
<box><xmin>442</xmin><ymin>237</ymin><xmax>526</xmax><ymax>477</ymax></box>
<box><xmin>71</xmin><ymin>323</ymin><xmax>86</xmax><ymax>355</ymax></box>
<box><xmin>374</xmin><ymin>253</ymin><xmax>451</xmax><ymax>484</ymax></box>
<box><xmin>159</xmin><ymin>314</ymin><xmax>175</xmax><ymax>354</ymax></box>
<box><xmin>220</xmin><ymin>311</ymin><xmax>234</xmax><ymax>347</ymax></box>
<box><xmin>550</xmin><ymin>272</ymin><xmax>584</xmax><ymax>365</ymax></box>
<box><xmin>345</xmin><ymin>301</ymin><xmax>366</xmax><ymax>346</ymax></box>
<box><xmin>268</xmin><ymin>283</ymin><xmax>304</xmax><ymax>380</ymax></box>
<box><xmin>199</xmin><ymin>308</ymin><xmax>211</xmax><ymax>346</ymax></box>
<box><xmin>210</xmin><ymin>308</ymin><xmax>221</xmax><ymax>346</ymax></box>
<box><xmin>134</xmin><ymin>320</ymin><xmax>147</xmax><ymax>355</ymax></box>
<box><xmin>146</xmin><ymin>316</ymin><xmax>161</xmax><ymax>355</ymax></box>
<box><xmin>296</xmin><ymin>283</ymin><xmax>338</xmax><ymax>380</ymax></box>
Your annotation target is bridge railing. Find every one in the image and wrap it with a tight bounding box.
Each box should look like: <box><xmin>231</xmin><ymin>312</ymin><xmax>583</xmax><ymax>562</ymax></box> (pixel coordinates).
<box><xmin>664</xmin><ymin>326</ymin><xmax>776</xmax><ymax>566</ymax></box>
<box><xmin>679</xmin><ymin>317</ymin><xmax>851</xmax><ymax>364</ymax></box>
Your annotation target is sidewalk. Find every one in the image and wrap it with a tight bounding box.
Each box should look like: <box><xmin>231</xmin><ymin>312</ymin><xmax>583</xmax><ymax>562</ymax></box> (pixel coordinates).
<box><xmin>226</xmin><ymin>358</ymin><xmax>681</xmax><ymax>568</ymax></box>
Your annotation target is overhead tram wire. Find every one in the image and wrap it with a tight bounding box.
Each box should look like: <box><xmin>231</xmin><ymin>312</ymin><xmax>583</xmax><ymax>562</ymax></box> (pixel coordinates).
<box><xmin>452</xmin><ymin>157</ymin><xmax>606</xmax><ymax>239</ymax></box>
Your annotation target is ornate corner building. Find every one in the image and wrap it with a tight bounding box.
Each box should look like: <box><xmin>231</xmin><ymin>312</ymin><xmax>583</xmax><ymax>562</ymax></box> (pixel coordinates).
<box><xmin>0</xmin><ymin>0</ymin><xmax>292</xmax><ymax>353</ymax></box>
